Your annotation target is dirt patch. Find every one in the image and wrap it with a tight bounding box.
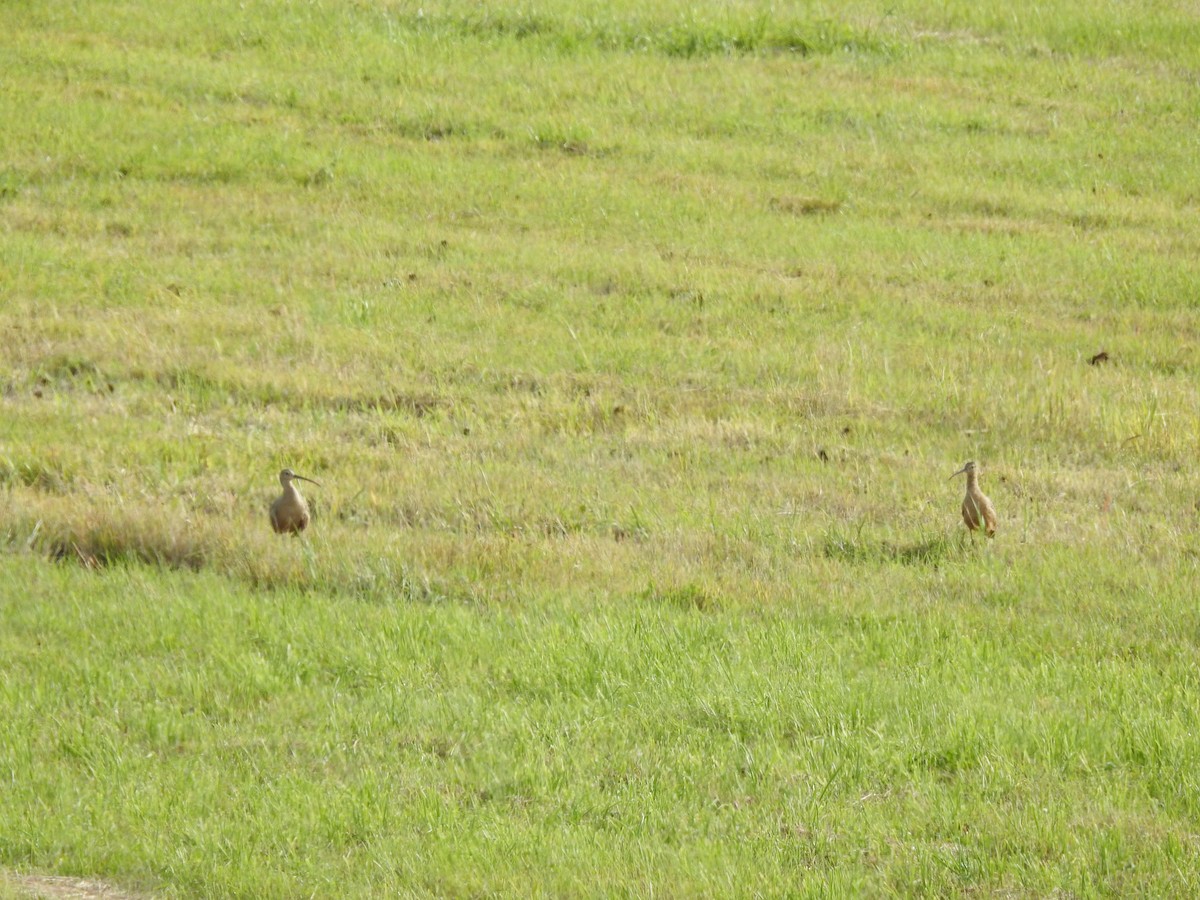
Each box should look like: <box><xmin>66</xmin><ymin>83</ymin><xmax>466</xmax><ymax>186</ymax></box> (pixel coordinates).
<box><xmin>3</xmin><ymin>873</ymin><xmax>149</xmax><ymax>900</ymax></box>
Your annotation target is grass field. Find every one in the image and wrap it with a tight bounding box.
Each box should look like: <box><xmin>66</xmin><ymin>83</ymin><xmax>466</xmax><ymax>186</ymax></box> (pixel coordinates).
<box><xmin>3</xmin><ymin>0</ymin><xmax>1200</xmax><ymax>895</ymax></box>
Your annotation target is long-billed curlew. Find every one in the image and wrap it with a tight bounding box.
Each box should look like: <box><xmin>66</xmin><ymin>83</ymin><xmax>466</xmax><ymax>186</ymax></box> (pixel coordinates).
<box><xmin>270</xmin><ymin>468</ymin><xmax>321</xmax><ymax>535</ymax></box>
<box><xmin>949</xmin><ymin>460</ymin><xmax>997</xmax><ymax>537</ymax></box>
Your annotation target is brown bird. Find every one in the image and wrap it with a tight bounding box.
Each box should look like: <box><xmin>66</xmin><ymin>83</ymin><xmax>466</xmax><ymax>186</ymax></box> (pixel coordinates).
<box><xmin>949</xmin><ymin>460</ymin><xmax>997</xmax><ymax>537</ymax></box>
<box><xmin>270</xmin><ymin>468</ymin><xmax>321</xmax><ymax>535</ymax></box>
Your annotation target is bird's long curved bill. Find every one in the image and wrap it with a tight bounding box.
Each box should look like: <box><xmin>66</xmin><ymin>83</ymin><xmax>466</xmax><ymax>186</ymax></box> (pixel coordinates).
<box><xmin>948</xmin><ymin>466</ymin><xmax>968</xmax><ymax>480</ymax></box>
<box><xmin>293</xmin><ymin>475</ymin><xmax>322</xmax><ymax>487</ymax></box>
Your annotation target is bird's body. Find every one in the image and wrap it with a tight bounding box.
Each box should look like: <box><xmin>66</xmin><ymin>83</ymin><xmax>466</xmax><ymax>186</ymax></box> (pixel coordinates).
<box><xmin>270</xmin><ymin>468</ymin><xmax>320</xmax><ymax>535</ymax></box>
<box><xmin>950</xmin><ymin>460</ymin><xmax>997</xmax><ymax>537</ymax></box>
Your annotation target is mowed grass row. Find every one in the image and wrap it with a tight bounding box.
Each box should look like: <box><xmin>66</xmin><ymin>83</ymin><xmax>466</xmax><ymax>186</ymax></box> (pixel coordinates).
<box><xmin>2</xmin><ymin>0</ymin><xmax>1200</xmax><ymax>895</ymax></box>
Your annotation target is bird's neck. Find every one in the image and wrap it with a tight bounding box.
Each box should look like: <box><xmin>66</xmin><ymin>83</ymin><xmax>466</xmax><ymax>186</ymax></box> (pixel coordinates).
<box><xmin>964</xmin><ymin>471</ymin><xmax>980</xmax><ymax>492</ymax></box>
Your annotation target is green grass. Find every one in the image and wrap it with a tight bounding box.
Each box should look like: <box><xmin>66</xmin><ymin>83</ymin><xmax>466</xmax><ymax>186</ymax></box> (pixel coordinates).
<box><xmin>3</xmin><ymin>0</ymin><xmax>1200</xmax><ymax>895</ymax></box>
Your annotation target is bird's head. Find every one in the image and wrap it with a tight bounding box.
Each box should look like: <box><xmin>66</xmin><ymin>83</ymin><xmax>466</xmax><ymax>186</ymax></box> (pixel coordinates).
<box><xmin>949</xmin><ymin>460</ymin><xmax>978</xmax><ymax>480</ymax></box>
<box><xmin>280</xmin><ymin>468</ymin><xmax>321</xmax><ymax>488</ymax></box>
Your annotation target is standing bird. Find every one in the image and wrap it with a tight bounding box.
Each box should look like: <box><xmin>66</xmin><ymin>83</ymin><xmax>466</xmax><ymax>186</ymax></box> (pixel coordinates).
<box><xmin>949</xmin><ymin>460</ymin><xmax>997</xmax><ymax>537</ymax></box>
<box><xmin>270</xmin><ymin>468</ymin><xmax>321</xmax><ymax>535</ymax></box>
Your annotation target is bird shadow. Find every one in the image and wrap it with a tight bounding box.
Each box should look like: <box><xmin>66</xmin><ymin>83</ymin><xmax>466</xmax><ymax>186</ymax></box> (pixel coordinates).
<box><xmin>821</xmin><ymin>527</ymin><xmax>969</xmax><ymax>568</ymax></box>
